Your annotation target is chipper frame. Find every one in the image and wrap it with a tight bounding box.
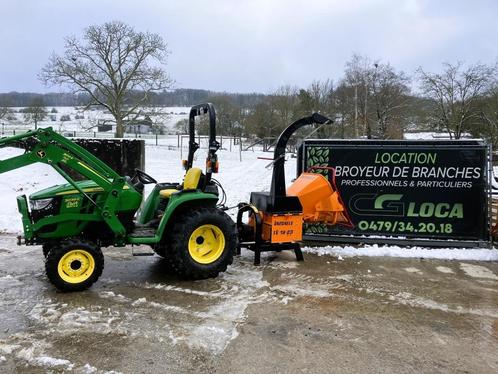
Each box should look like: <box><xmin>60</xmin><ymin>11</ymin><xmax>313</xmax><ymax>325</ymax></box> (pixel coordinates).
<box><xmin>0</xmin><ymin>103</ymin><xmax>237</xmax><ymax>291</ymax></box>
<box><xmin>237</xmin><ymin>113</ymin><xmax>351</xmax><ymax>265</ymax></box>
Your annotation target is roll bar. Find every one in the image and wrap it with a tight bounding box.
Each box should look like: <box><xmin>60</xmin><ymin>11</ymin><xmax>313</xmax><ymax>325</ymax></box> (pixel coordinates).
<box><xmin>186</xmin><ymin>103</ymin><xmax>220</xmax><ymax>183</ymax></box>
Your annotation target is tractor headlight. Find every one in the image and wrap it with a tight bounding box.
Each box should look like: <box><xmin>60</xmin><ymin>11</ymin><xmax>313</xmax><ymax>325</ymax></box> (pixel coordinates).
<box><xmin>30</xmin><ymin>198</ymin><xmax>54</xmax><ymax>211</ymax></box>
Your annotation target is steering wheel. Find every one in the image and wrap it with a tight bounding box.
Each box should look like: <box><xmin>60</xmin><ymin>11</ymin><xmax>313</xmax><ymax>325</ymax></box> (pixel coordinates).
<box><xmin>133</xmin><ymin>169</ymin><xmax>157</xmax><ymax>184</ymax></box>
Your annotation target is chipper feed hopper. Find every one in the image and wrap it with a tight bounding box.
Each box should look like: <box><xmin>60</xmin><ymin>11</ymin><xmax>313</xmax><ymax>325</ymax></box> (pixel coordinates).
<box><xmin>237</xmin><ymin>113</ymin><xmax>352</xmax><ymax>265</ymax></box>
<box><xmin>0</xmin><ymin>103</ymin><xmax>237</xmax><ymax>291</ymax></box>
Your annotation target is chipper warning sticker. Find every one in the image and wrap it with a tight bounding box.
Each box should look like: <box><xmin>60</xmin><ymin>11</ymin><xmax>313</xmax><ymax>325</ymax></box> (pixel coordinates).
<box><xmin>269</xmin><ymin>214</ymin><xmax>303</xmax><ymax>243</ymax></box>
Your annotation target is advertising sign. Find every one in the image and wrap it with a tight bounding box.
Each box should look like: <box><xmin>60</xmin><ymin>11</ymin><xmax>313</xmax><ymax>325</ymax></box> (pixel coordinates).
<box><xmin>299</xmin><ymin>140</ymin><xmax>490</xmax><ymax>243</ymax></box>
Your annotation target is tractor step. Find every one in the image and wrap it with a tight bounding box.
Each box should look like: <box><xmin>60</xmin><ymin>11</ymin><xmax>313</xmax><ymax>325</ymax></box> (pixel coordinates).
<box><xmin>132</xmin><ymin>251</ymin><xmax>155</xmax><ymax>257</ymax></box>
<box><xmin>129</xmin><ymin>227</ymin><xmax>156</xmax><ymax>238</ymax></box>
<box><xmin>131</xmin><ymin>243</ymin><xmax>156</xmax><ymax>256</ymax></box>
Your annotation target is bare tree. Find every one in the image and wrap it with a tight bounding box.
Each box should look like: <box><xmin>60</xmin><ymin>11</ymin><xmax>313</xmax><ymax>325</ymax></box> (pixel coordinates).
<box><xmin>0</xmin><ymin>97</ymin><xmax>12</xmax><ymax>122</ymax></box>
<box><xmin>344</xmin><ymin>54</ymin><xmax>373</xmax><ymax>138</ymax></box>
<box><xmin>246</xmin><ymin>101</ymin><xmax>278</xmax><ymax>139</ymax></box>
<box><xmin>174</xmin><ymin>118</ymin><xmax>189</xmax><ymax>134</ymax></box>
<box><xmin>208</xmin><ymin>95</ymin><xmax>240</xmax><ymax>136</ymax></box>
<box><xmin>371</xmin><ymin>62</ymin><xmax>411</xmax><ymax>139</ymax></box>
<box><xmin>23</xmin><ymin>98</ymin><xmax>48</xmax><ymax>129</ymax></box>
<box><xmin>270</xmin><ymin>85</ymin><xmax>300</xmax><ymax>134</ymax></box>
<box><xmin>334</xmin><ymin>83</ymin><xmax>357</xmax><ymax>138</ymax></box>
<box><xmin>40</xmin><ymin>21</ymin><xmax>173</xmax><ymax>137</ymax></box>
<box><xmin>296</xmin><ymin>80</ymin><xmax>336</xmax><ymax>137</ymax></box>
<box><xmin>0</xmin><ymin>107</ymin><xmax>11</xmax><ymax>122</ymax></box>
<box><xmin>298</xmin><ymin>80</ymin><xmax>334</xmax><ymax>114</ymax></box>
<box><xmin>473</xmin><ymin>70</ymin><xmax>498</xmax><ymax>147</ymax></box>
<box><xmin>417</xmin><ymin>62</ymin><xmax>493</xmax><ymax>139</ymax></box>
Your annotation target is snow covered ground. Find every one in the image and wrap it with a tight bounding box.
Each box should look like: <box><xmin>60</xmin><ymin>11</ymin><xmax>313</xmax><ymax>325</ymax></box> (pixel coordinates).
<box><xmin>403</xmin><ymin>131</ymin><xmax>473</xmax><ymax>140</ymax></box>
<box><xmin>0</xmin><ymin>136</ymin><xmax>497</xmax><ymax>261</ymax></box>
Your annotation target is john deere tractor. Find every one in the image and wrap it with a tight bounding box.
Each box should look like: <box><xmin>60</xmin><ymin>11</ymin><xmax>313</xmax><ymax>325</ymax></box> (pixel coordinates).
<box><xmin>0</xmin><ymin>103</ymin><xmax>237</xmax><ymax>291</ymax></box>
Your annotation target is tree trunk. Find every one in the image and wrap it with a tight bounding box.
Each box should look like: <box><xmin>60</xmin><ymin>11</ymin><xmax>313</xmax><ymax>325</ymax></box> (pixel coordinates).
<box><xmin>115</xmin><ymin>117</ymin><xmax>125</xmax><ymax>138</ymax></box>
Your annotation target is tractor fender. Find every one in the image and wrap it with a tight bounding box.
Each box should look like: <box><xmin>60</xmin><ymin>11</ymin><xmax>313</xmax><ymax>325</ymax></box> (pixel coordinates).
<box><xmin>155</xmin><ymin>192</ymin><xmax>218</xmax><ymax>240</ymax></box>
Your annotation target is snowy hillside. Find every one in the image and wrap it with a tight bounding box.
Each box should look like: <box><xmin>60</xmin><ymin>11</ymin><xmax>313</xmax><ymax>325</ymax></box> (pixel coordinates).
<box><xmin>2</xmin><ymin>106</ymin><xmax>190</xmax><ymax>134</ymax></box>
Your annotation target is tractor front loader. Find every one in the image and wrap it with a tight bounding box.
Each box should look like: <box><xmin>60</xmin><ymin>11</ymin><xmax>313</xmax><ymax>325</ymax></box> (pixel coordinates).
<box><xmin>237</xmin><ymin>113</ymin><xmax>352</xmax><ymax>265</ymax></box>
<box><xmin>0</xmin><ymin>103</ymin><xmax>237</xmax><ymax>291</ymax></box>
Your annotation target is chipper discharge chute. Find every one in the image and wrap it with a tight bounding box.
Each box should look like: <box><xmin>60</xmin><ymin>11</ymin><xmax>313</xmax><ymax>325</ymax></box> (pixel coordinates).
<box><xmin>0</xmin><ymin>103</ymin><xmax>237</xmax><ymax>292</ymax></box>
<box><xmin>236</xmin><ymin>113</ymin><xmax>351</xmax><ymax>265</ymax></box>
<box><xmin>287</xmin><ymin>167</ymin><xmax>353</xmax><ymax>227</ymax></box>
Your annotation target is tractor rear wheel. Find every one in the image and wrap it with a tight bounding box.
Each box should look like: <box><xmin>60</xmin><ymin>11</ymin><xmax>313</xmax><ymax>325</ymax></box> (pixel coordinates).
<box><xmin>152</xmin><ymin>243</ymin><xmax>169</xmax><ymax>258</ymax></box>
<box><xmin>45</xmin><ymin>239</ymin><xmax>104</xmax><ymax>292</ymax></box>
<box><xmin>42</xmin><ymin>243</ymin><xmax>51</xmax><ymax>257</ymax></box>
<box><xmin>167</xmin><ymin>207</ymin><xmax>237</xmax><ymax>279</ymax></box>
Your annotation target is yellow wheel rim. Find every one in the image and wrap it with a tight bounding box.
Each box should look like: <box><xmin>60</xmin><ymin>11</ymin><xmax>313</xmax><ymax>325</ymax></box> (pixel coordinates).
<box><xmin>57</xmin><ymin>249</ymin><xmax>95</xmax><ymax>284</ymax></box>
<box><xmin>188</xmin><ymin>224</ymin><xmax>225</xmax><ymax>264</ymax></box>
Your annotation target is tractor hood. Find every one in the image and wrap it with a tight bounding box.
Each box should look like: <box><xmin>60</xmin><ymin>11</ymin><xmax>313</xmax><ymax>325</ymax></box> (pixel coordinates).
<box><xmin>30</xmin><ymin>180</ymin><xmax>109</xmax><ymax>200</ymax></box>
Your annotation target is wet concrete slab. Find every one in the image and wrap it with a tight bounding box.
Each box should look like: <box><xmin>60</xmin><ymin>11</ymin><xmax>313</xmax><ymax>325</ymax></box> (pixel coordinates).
<box><xmin>0</xmin><ymin>234</ymin><xmax>496</xmax><ymax>373</ymax></box>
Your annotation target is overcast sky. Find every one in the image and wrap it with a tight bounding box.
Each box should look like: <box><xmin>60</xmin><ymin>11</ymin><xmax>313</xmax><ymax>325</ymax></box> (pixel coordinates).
<box><xmin>1</xmin><ymin>0</ymin><xmax>497</xmax><ymax>93</ymax></box>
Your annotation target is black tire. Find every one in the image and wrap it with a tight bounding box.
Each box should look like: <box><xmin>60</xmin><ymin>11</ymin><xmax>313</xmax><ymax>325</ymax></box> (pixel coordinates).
<box><xmin>42</xmin><ymin>243</ymin><xmax>52</xmax><ymax>257</ymax></box>
<box><xmin>152</xmin><ymin>243</ymin><xmax>169</xmax><ymax>258</ymax></box>
<box><xmin>167</xmin><ymin>207</ymin><xmax>237</xmax><ymax>280</ymax></box>
<box><xmin>45</xmin><ymin>239</ymin><xmax>104</xmax><ymax>292</ymax></box>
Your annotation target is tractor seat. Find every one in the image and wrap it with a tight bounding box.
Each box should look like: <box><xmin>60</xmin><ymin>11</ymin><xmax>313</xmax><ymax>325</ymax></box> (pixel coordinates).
<box><xmin>159</xmin><ymin>167</ymin><xmax>202</xmax><ymax>198</ymax></box>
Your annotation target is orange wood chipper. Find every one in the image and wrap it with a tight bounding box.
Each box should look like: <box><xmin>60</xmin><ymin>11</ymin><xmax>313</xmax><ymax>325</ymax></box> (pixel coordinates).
<box><xmin>236</xmin><ymin>113</ymin><xmax>353</xmax><ymax>265</ymax></box>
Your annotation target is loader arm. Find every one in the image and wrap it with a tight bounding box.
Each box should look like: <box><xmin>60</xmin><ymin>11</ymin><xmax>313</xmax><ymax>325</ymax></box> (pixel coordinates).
<box><xmin>0</xmin><ymin>128</ymin><xmax>131</xmax><ymax>238</ymax></box>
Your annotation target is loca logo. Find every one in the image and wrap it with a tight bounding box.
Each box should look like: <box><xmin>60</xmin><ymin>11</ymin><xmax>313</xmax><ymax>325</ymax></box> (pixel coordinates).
<box><xmin>349</xmin><ymin>194</ymin><xmax>463</xmax><ymax>218</ymax></box>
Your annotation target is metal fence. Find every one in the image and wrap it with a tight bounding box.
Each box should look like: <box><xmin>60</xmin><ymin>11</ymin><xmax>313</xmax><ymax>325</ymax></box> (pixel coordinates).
<box><xmin>0</xmin><ymin>126</ymin><xmax>246</xmax><ymax>162</ymax></box>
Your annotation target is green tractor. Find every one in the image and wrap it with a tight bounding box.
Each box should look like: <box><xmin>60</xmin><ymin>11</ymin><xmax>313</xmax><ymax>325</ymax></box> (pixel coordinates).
<box><xmin>0</xmin><ymin>103</ymin><xmax>237</xmax><ymax>291</ymax></box>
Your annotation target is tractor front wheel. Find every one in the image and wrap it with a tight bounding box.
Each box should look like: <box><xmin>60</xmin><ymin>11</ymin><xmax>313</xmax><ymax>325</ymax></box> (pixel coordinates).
<box><xmin>45</xmin><ymin>239</ymin><xmax>104</xmax><ymax>292</ymax></box>
<box><xmin>168</xmin><ymin>207</ymin><xmax>237</xmax><ymax>279</ymax></box>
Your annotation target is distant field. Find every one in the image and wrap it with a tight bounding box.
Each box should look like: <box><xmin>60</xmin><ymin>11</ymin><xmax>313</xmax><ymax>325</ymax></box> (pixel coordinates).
<box><xmin>1</xmin><ymin>106</ymin><xmax>191</xmax><ymax>135</ymax></box>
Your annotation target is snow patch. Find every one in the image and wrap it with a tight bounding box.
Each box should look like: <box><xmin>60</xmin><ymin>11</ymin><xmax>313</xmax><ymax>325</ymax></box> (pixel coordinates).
<box><xmin>460</xmin><ymin>263</ymin><xmax>498</xmax><ymax>280</ymax></box>
<box><xmin>140</xmin><ymin>282</ymin><xmax>234</xmax><ymax>298</ymax></box>
<box><xmin>436</xmin><ymin>266</ymin><xmax>454</xmax><ymax>274</ymax></box>
<box><xmin>303</xmin><ymin>244</ymin><xmax>498</xmax><ymax>261</ymax></box>
<box><xmin>0</xmin><ymin>343</ymin><xmax>21</xmax><ymax>355</ymax></box>
<box><xmin>186</xmin><ymin>264</ymin><xmax>268</xmax><ymax>354</ymax></box>
<box><xmin>390</xmin><ymin>291</ymin><xmax>498</xmax><ymax>318</ymax></box>
<box><xmin>34</xmin><ymin>355</ymin><xmax>74</xmax><ymax>369</ymax></box>
<box><xmin>404</xmin><ymin>267</ymin><xmax>423</xmax><ymax>274</ymax></box>
<box><xmin>28</xmin><ymin>300</ymin><xmax>122</xmax><ymax>335</ymax></box>
<box><xmin>131</xmin><ymin>297</ymin><xmax>147</xmax><ymax>306</ymax></box>
<box><xmin>0</xmin><ymin>274</ymin><xmax>23</xmax><ymax>286</ymax></box>
<box><xmin>0</xmin><ymin>337</ymin><xmax>77</xmax><ymax>370</ymax></box>
<box><xmin>334</xmin><ymin>274</ymin><xmax>353</xmax><ymax>282</ymax></box>
<box><xmin>271</xmin><ymin>282</ymin><xmax>330</xmax><ymax>299</ymax></box>
<box><xmin>83</xmin><ymin>363</ymin><xmax>98</xmax><ymax>373</ymax></box>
